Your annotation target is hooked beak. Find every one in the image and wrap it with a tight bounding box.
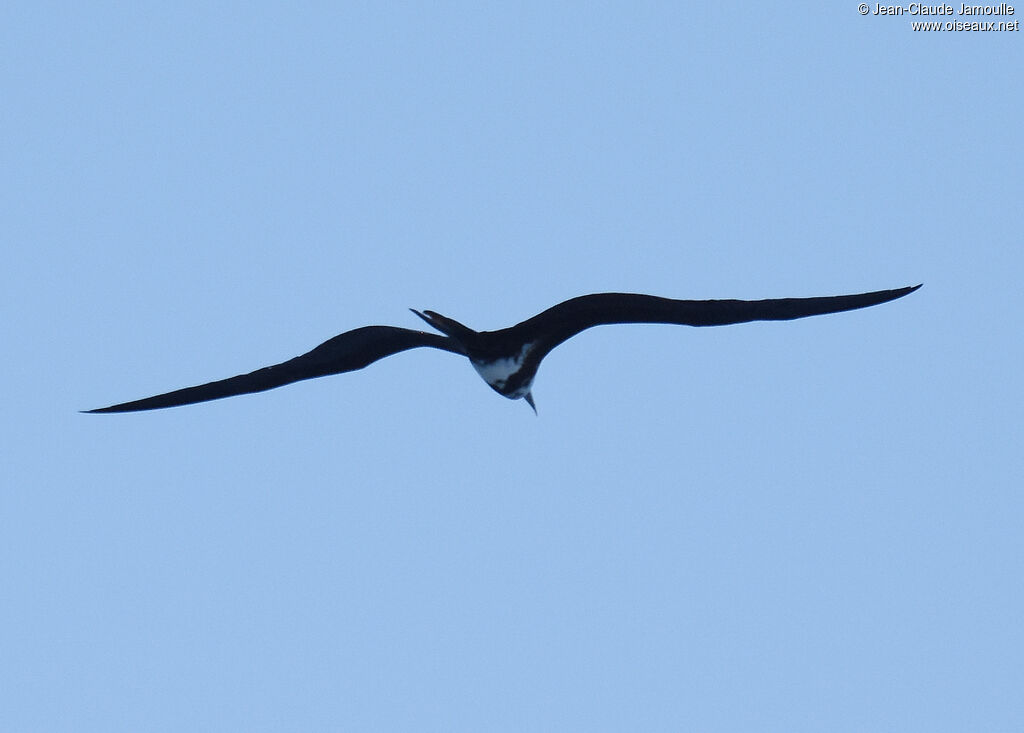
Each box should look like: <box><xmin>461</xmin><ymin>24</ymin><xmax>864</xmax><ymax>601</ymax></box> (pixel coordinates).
<box><xmin>524</xmin><ymin>392</ymin><xmax>537</xmax><ymax>415</ymax></box>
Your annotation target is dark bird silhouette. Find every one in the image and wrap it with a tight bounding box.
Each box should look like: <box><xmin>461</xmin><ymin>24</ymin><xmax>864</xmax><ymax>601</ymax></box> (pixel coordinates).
<box><xmin>85</xmin><ymin>284</ymin><xmax>920</xmax><ymax>414</ymax></box>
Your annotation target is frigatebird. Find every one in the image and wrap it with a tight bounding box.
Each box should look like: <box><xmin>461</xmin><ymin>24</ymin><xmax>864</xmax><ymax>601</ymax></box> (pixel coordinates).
<box><xmin>85</xmin><ymin>285</ymin><xmax>920</xmax><ymax>414</ymax></box>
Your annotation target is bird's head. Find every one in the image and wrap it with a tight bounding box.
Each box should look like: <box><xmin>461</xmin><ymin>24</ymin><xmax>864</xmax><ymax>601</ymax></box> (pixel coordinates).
<box><xmin>411</xmin><ymin>308</ymin><xmax>538</xmax><ymax>414</ymax></box>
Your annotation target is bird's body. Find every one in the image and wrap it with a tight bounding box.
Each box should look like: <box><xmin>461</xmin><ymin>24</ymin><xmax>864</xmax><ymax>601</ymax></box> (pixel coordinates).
<box><xmin>468</xmin><ymin>342</ymin><xmax>535</xmax><ymax>399</ymax></box>
<box><xmin>86</xmin><ymin>285</ymin><xmax>920</xmax><ymax>414</ymax></box>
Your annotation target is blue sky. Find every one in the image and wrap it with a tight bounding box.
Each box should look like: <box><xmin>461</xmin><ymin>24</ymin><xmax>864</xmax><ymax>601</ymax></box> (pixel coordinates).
<box><xmin>3</xmin><ymin>3</ymin><xmax>1021</xmax><ymax>730</ymax></box>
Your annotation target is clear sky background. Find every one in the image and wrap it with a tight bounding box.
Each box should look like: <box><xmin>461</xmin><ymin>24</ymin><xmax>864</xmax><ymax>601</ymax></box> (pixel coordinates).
<box><xmin>3</xmin><ymin>3</ymin><xmax>1021</xmax><ymax>731</ymax></box>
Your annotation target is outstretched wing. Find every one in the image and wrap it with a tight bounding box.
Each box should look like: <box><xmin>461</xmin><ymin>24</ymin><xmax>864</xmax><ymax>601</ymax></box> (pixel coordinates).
<box><xmin>85</xmin><ymin>326</ymin><xmax>465</xmax><ymax>413</ymax></box>
<box><xmin>515</xmin><ymin>285</ymin><xmax>921</xmax><ymax>358</ymax></box>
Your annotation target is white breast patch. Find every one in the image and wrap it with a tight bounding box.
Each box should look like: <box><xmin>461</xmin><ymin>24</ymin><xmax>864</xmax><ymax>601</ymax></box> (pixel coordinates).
<box><xmin>472</xmin><ymin>343</ymin><xmax>533</xmax><ymax>391</ymax></box>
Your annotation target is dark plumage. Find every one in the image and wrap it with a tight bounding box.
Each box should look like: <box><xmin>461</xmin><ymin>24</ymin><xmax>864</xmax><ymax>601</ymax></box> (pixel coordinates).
<box><xmin>85</xmin><ymin>327</ymin><xmax>463</xmax><ymax>413</ymax></box>
<box><xmin>86</xmin><ymin>284</ymin><xmax>920</xmax><ymax>414</ymax></box>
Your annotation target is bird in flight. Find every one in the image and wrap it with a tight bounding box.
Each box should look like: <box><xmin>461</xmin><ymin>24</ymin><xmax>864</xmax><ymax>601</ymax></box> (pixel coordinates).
<box><xmin>85</xmin><ymin>285</ymin><xmax>920</xmax><ymax>414</ymax></box>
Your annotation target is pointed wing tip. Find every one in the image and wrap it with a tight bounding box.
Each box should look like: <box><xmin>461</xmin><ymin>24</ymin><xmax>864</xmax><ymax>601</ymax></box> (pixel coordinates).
<box><xmin>893</xmin><ymin>283</ymin><xmax>922</xmax><ymax>300</ymax></box>
<box><xmin>81</xmin><ymin>405</ymin><xmax>134</xmax><ymax>414</ymax></box>
<box><xmin>81</xmin><ymin>405</ymin><xmax>114</xmax><ymax>414</ymax></box>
